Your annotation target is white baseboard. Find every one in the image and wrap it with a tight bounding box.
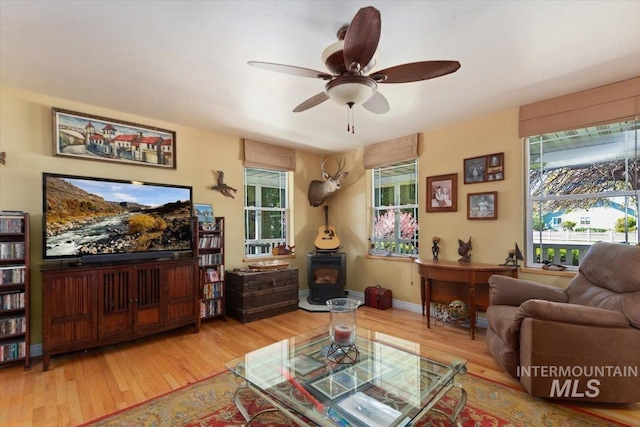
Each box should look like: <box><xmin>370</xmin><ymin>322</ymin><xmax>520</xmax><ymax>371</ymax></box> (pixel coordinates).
<box><xmin>299</xmin><ymin>288</ymin><xmax>487</xmax><ymax>329</ymax></box>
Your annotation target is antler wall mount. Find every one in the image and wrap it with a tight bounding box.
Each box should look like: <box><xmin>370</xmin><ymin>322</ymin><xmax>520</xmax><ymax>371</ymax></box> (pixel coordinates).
<box><xmin>248</xmin><ymin>6</ymin><xmax>460</xmax><ymax>132</ymax></box>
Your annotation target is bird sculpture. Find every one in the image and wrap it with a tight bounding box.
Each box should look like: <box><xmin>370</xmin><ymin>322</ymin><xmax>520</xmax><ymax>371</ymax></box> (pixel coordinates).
<box><xmin>210</xmin><ymin>170</ymin><xmax>237</xmax><ymax>198</ymax></box>
<box><xmin>458</xmin><ymin>237</ymin><xmax>472</xmax><ymax>263</ymax></box>
<box><xmin>501</xmin><ymin>243</ymin><xmax>524</xmax><ymax>266</ymax></box>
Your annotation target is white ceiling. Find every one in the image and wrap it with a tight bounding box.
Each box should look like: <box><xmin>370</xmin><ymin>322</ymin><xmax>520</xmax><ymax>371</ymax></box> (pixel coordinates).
<box><xmin>1</xmin><ymin>1</ymin><xmax>639</xmax><ymax>153</ymax></box>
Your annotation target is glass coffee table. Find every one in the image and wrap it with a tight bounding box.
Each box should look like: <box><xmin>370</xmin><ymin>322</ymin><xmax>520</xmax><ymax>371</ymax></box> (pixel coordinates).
<box><xmin>226</xmin><ymin>326</ymin><xmax>467</xmax><ymax>426</ymax></box>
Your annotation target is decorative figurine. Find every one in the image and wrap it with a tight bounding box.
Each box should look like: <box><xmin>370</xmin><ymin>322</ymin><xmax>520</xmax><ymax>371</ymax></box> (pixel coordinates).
<box><xmin>458</xmin><ymin>237</ymin><xmax>472</xmax><ymax>263</ymax></box>
<box><xmin>501</xmin><ymin>243</ymin><xmax>523</xmax><ymax>266</ymax></box>
<box><xmin>542</xmin><ymin>260</ymin><xmax>567</xmax><ymax>271</ymax></box>
<box><xmin>210</xmin><ymin>170</ymin><xmax>237</xmax><ymax>198</ymax></box>
<box><xmin>432</xmin><ymin>237</ymin><xmax>440</xmax><ymax>260</ymax></box>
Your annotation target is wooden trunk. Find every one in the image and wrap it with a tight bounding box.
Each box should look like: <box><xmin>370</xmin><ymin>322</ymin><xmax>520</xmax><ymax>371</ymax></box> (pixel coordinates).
<box><xmin>225</xmin><ymin>268</ymin><xmax>299</xmax><ymax>323</ymax></box>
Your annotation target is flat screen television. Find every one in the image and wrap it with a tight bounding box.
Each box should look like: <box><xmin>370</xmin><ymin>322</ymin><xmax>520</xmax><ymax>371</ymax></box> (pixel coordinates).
<box><xmin>43</xmin><ymin>172</ymin><xmax>194</xmax><ymax>263</ymax></box>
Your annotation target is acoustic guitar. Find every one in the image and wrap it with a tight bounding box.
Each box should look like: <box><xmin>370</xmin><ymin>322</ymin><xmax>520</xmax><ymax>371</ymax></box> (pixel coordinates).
<box><xmin>314</xmin><ymin>206</ymin><xmax>340</xmax><ymax>250</ymax></box>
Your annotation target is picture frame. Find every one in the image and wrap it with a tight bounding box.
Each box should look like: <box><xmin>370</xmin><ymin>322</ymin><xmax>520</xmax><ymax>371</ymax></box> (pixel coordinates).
<box><xmin>467</xmin><ymin>191</ymin><xmax>498</xmax><ymax>220</ymax></box>
<box><xmin>426</xmin><ymin>173</ymin><xmax>458</xmax><ymax>212</ymax></box>
<box><xmin>194</xmin><ymin>203</ymin><xmax>214</xmax><ymax>228</ymax></box>
<box><xmin>52</xmin><ymin>108</ymin><xmax>176</xmax><ymax>169</ymax></box>
<box><xmin>463</xmin><ymin>152</ymin><xmax>504</xmax><ymax>184</ymax></box>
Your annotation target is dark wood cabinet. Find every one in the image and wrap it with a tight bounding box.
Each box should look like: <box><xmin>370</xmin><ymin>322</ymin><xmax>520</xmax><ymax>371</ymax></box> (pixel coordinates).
<box><xmin>41</xmin><ymin>257</ymin><xmax>199</xmax><ymax>370</ymax></box>
<box><xmin>0</xmin><ymin>212</ymin><xmax>30</xmax><ymax>369</ymax></box>
<box><xmin>225</xmin><ymin>268</ymin><xmax>299</xmax><ymax>323</ymax></box>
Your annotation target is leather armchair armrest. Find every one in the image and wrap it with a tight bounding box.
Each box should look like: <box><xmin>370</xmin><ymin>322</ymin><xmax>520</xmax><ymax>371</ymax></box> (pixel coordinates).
<box><xmin>516</xmin><ymin>299</ymin><xmax>630</xmax><ymax>328</ymax></box>
<box><xmin>489</xmin><ymin>275</ymin><xmax>568</xmax><ymax>306</ymax></box>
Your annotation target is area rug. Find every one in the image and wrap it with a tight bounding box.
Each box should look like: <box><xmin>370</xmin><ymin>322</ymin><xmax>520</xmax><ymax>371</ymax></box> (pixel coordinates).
<box><xmin>81</xmin><ymin>370</ymin><xmax>631</xmax><ymax>427</ymax></box>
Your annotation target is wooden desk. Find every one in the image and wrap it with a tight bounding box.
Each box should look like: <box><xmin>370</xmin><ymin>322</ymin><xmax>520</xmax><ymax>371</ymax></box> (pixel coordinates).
<box><xmin>415</xmin><ymin>259</ymin><xmax>518</xmax><ymax>339</ymax></box>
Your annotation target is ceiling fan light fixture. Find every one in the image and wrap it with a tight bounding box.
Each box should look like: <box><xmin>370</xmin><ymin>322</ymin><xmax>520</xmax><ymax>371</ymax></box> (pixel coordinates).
<box><xmin>325</xmin><ymin>76</ymin><xmax>377</xmax><ymax>106</ymax></box>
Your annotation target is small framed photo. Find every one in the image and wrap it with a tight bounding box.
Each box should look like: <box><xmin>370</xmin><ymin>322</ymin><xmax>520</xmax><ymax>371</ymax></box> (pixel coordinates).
<box><xmin>194</xmin><ymin>203</ymin><xmax>214</xmax><ymax>228</ymax></box>
<box><xmin>464</xmin><ymin>152</ymin><xmax>504</xmax><ymax>183</ymax></box>
<box><xmin>426</xmin><ymin>173</ymin><xmax>458</xmax><ymax>213</ymax></box>
<box><xmin>463</xmin><ymin>156</ymin><xmax>486</xmax><ymax>184</ymax></box>
<box><xmin>467</xmin><ymin>191</ymin><xmax>498</xmax><ymax>220</ymax></box>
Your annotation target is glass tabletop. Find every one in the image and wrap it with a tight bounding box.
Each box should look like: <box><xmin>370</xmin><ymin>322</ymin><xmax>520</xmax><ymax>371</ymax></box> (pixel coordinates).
<box><xmin>225</xmin><ymin>326</ymin><xmax>467</xmax><ymax>427</ymax></box>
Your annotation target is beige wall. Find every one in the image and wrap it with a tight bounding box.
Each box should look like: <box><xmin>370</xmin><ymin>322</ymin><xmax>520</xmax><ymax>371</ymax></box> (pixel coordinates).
<box><xmin>0</xmin><ymin>86</ymin><xmax>572</xmax><ymax>346</ymax></box>
<box><xmin>0</xmin><ymin>87</ymin><xmax>323</xmax><ymax>344</ymax></box>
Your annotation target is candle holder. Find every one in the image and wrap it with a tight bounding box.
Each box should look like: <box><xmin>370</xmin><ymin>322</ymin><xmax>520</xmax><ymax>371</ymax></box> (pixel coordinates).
<box><xmin>326</xmin><ymin>298</ymin><xmax>361</xmax><ymax>364</ymax></box>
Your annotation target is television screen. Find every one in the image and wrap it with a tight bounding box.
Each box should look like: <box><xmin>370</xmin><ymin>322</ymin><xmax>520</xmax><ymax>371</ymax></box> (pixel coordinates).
<box><xmin>43</xmin><ymin>173</ymin><xmax>193</xmax><ymax>262</ymax></box>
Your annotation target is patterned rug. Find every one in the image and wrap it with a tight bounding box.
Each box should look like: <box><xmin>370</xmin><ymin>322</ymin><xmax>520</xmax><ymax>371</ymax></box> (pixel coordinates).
<box><xmin>81</xmin><ymin>371</ymin><xmax>630</xmax><ymax>427</ymax></box>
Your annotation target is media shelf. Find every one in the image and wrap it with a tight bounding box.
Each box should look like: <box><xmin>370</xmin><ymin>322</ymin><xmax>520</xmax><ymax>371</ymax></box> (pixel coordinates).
<box><xmin>41</xmin><ymin>256</ymin><xmax>199</xmax><ymax>370</ymax></box>
<box><xmin>197</xmin><ymin>216</ymin><xmax>225</xmax><ymax>320</ymax></box>
<box><xmin>0</xmin><ymin>212</ymin><xmax>30</xmax><ymax>369</ymax></box>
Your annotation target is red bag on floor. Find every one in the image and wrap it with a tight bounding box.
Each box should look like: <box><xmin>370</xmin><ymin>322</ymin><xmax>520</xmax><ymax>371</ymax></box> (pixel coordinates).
<box><xmin>364</xmin><ymin>285</ymin><xmax>392</xmax><ymax>310</ymax></box>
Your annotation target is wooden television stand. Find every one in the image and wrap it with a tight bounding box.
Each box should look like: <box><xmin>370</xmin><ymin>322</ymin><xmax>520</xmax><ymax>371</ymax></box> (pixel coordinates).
<box><xmin>414</xmin><ymin>259</ymin><xmax>518</xmax><ymax>339</ymax></box>
<box><xmin>41</xmin><ymin>257</ymin><xmax>199</xmax><ymax>370</ymax></box>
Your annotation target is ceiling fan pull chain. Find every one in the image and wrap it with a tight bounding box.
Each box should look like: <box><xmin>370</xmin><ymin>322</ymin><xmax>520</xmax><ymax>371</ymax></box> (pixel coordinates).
<box><xmin>352</xmin><ymin>106</ymin><xmax>355</xmax><ymax>134</ymax></box>
<box><xmin>346</xmin><ymin>104</ymin><xmax>356</xmax><ymax>134</ymax></box>
<box><xmin>347</xmin><ymin>107</ymin><xmax>350</xmax><ymax>132</ymax></box>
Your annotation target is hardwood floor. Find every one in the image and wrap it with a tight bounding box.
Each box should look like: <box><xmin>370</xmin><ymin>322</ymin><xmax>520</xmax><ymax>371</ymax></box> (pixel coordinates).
<box><xmin>0</xmin><ymin>307</ymin><xmax>637</xmax><ymax>426</ymax></box>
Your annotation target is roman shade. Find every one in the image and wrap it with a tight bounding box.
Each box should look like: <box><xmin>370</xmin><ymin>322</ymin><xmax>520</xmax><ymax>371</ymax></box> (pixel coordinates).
<box><xmin>363</xmin><ymin>134</ymin><xmax>418</xmax><ymax>169</ymax></box>
<box><xmin>244</xmin><ymin>139</ymin><xmax>296</xmax><ymax>171</ymax></box>
<box><xmin>519</xmin><ymin>76</ymin><xmax>640</xmax><ymax>138</ymax></box>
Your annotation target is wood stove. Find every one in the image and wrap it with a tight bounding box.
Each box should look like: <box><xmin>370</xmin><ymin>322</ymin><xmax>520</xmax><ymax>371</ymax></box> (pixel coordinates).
<box><xmin>307</xmin><ymin>252</ymin><xmax>347</xmax><ymax>304</ymax></box>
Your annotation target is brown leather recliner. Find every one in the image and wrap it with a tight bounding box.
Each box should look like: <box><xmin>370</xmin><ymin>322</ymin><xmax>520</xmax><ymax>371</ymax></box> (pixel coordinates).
<box><xmin>486</xmin><ymin>242</ymin><xmax>640</xmax><ymax>403</ymax></box>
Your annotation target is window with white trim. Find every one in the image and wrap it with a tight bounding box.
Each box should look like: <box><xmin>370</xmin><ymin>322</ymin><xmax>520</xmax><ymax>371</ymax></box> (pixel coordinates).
<box><xmin>244</xmin><ymin>168</ymin><xmax>289</xmax><ymax>257</ymax></box>
<box><xmin>370</xmin><ymin>159</ymin><xmax>419</xmax><ymax>257</ymax></box>
<box><xmin>526</xmin><ymin>120</ymin><xmax>639</xmax><ymax>269</ymax></box>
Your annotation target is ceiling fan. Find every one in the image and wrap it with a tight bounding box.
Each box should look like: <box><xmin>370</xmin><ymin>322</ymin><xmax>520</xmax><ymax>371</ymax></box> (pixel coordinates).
<box><xmin>248</xmin><ymin>6</ymin><xmax>460</xmax><ymax>129</ymax></box>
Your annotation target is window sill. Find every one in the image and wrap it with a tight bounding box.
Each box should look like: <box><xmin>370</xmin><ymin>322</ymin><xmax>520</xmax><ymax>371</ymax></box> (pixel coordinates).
<box><xmin>520</xmin><ymin>267</ymin><xmax>577</xmax><ymax>278</ymax></box>
<box><xmin>365</xmin><ymin>254</ymin><xmax>417</xmax><ymax>263</ymax></box>
<box><xmin>242</xmin><ymin>254</ymin><xmax>295</xmax><ymax>263</ymax></box>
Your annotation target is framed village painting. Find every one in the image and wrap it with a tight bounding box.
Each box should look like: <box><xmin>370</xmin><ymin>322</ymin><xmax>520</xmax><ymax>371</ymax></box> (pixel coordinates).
<box><xmin>52</xmin><ymin>108</ymin><xmax>176</xmax><ymax>169</ymax></box>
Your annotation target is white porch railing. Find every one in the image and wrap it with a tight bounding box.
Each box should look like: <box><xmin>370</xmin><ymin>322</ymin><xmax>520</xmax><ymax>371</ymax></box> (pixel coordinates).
<box><xmin>245</xmin><ymin>239</ymin><xmax>286</xmax><ymax>256</ymax></box>
<box><xmin>531</xmin><ymin>231</ymin><xmax>637</xmax><ymax>266</ymax></box>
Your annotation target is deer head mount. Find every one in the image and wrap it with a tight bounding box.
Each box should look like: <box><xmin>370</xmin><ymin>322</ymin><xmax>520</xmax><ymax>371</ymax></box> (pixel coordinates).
<box><xmin>308</xmin><ymin>156</ymin><xmax>348</xmax><ymax>207</ymax></box>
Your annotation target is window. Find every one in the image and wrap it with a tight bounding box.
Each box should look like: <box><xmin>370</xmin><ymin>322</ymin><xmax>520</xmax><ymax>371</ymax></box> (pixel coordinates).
<box><xmin>244</xmin><ymin>168</ymin><xmax>289</xmax><ymax>257</ymax></box>
<box><xmin>526</xmin><ymin>120</ymin><xmax>639</xmax><ymax>269</ymax></box>
<box><xmin>370</xmin><ymin>159</ymin><xmax>419</xmax><ymax>257</ymax></box>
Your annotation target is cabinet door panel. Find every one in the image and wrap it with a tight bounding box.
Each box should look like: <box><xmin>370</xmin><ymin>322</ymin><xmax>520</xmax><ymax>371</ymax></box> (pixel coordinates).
<box><xmin>135</xmin><ymin>266</ymin><xmax>163</xmax><ymax>331</ymax></box>
<box><xmin>98</xmin><ymin>269</ymin><xmax>133</xmax><ymax>340</ymax></box>
<box><xmin>166</xmin><ymin>262</ymin><xmax>197</xmax><ymax>324</ymax></box>
<box><xmin>44</xmin><ymin>271</ymin><xmax>98</xmax><ymax>349</ymax></box>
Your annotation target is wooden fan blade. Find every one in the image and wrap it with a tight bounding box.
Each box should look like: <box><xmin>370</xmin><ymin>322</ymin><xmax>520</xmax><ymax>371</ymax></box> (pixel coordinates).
<box><xmin>373</xmin><ymin>61</ymin><xmax>461</xmax><ymax>83</ymax></box>
<box><xmin>248</xmin><ymin>61</ymin><xmax>332</xmax><ymax>80</ymax></box>
<box><xmin>362</xmin><ymin>91</ymin><xmax>389</xmax><ymax>114</ymax></box>
<box><xmin>343</xmin><ymin>7</ymin><xmax>381</xmax><ymax>73</ymax></box>
<box><xmin>293</xmin><ymin>92</ymin><xmax>329</xmax><ymax>112</ymax></box>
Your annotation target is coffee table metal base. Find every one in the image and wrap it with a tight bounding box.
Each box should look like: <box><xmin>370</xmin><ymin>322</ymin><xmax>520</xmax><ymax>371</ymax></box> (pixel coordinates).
<box><xmin>235</xmin><ymin>381</ymin><xmax>313</xmax><ymax>427</ymax></box>
<box><xmin>233</xmin><ymin>379</ymin><xmax>467</xmax><ymax>427</ymax></box>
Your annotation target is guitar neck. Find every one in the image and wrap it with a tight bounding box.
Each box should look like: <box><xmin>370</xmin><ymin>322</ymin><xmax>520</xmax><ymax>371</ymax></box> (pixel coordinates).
<box><xmin>324</xmin><ymin>205</ymin><xmax>330</xmax><ymax>230</ymax></box>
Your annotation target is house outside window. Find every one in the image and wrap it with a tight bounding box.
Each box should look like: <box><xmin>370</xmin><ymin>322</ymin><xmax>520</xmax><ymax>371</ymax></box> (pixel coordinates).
<box><xmin>244</xmin><ymin>168</ymin><xmax>289</xmax><ymax>257</ymax></box>
<box><xmin>526</xmin><ymin>120</ymin><xmax>639</xmax><ymax>269</ymax></box>
<box><xmin>370</xmin><ymin>159</ymin><xmax>419</xmax><ymax>257</ymax></box>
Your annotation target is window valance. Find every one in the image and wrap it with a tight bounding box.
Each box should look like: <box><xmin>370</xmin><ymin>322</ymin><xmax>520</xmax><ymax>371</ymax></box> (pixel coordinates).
<box><xmin>519</xmin><ymin>76</ymin><xmax>640</xmax><ymax>138</ymax></box>
<box><xmin>244</xmin><ymin>139</ymin><xmax>296</xmax><ymax>171</ymax></box>
<box><xmin>363</xmin><ymin>134</ymin><xmax>418</xmax><ymax>169</ymax></box>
